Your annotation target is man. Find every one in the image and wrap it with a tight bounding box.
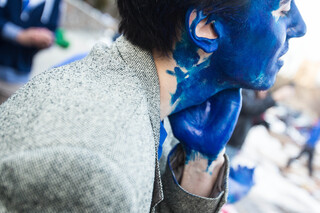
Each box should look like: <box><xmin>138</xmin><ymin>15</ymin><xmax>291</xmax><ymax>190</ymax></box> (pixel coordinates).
<box><xmin>286</xmin><ymin>119</ymin><xmax>320</xmax><ymax>177</ymax></box>
<box><xmin>0</xmin><ymin>0</ymin><xmax>306</xmax><ymax>212</ymax></box>
<box><xmin>227</xmin><ymin>85</ymin><xmax>295</xmax><ymax>159</ymax></box>
<box><xmin>0</xmin><ymin>0</ymin><xmax>62</xmax><ymax>83</ymax></box>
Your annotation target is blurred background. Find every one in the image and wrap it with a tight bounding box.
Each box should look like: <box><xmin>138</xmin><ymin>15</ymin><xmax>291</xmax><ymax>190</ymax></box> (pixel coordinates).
<box><xmin>0</xmin><ymin>0</ymin><xmax>119</xmax><ymax>102</ymax></box>
<box><xmin>0</xmin><ymin>0</ymin><xmax>320</xmax><ymax>212</ymax></box>
<box><xmin>225</xmin><ymin>0</ymin><xmax>320</xmax><ymax>212</ymax></box>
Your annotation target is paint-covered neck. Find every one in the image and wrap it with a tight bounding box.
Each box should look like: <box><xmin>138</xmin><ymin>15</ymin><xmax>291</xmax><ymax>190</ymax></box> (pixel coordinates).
<box><xmin>154</xmin><ymin>31</ymin><xmax>234</xmax><ymax>118</ymax></box>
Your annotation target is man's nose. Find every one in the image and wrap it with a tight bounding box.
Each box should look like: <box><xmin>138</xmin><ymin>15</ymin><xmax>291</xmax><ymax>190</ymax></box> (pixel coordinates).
<box><xmin>287</xmin><ymin>1</ymin><xmax>307</xmax><ymax>39</ymax></box>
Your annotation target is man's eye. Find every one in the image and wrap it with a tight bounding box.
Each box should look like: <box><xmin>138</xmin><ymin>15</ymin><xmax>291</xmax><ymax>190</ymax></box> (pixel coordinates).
<box><xmin>280</xmin><ymin>10</ymin><xmax>290</xmax><ymax>17</ymax></box>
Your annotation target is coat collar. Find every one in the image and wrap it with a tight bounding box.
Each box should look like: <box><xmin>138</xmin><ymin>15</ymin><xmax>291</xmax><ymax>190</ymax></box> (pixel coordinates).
<box><xmin>115</xmin><ymin>36</ymin><xmax>164</xmax><ymax>209</ymax></box>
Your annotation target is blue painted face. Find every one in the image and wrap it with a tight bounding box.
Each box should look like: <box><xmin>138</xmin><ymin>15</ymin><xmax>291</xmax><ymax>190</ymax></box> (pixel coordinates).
<box><xmin>211</xmin><ymin>0</ymin><xmax>306</xmax><ymax>89</ymax></box>
<box><xmin>168</xmin><ymin>0</ymin><xmax>306</xmax><ymax>112</ymax></box>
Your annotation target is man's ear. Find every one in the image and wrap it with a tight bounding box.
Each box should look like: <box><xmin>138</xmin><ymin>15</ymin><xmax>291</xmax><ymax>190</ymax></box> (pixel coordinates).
<box><xmin>185</xmin><ymin>9</ymin><xmax>219</xmax><ymax>53</ymax></box>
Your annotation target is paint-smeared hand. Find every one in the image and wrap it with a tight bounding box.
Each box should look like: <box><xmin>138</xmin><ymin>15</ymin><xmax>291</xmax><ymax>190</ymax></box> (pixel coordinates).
<box><xmin>169</xmin><ymin>89</ymin><xmax>242</xmax><ymax>161</ymax></box>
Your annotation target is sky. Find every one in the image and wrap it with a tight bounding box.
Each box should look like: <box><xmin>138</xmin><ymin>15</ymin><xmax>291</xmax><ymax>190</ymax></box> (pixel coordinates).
<box><xmin>280</xmin><ymin>0</ymin><xmax>320</xmax><ymax>77</ymax></box>
<box><xmin>295</xmin><ymin>0</ymin><xmax>320</xmax><ymax>61</ymax></box>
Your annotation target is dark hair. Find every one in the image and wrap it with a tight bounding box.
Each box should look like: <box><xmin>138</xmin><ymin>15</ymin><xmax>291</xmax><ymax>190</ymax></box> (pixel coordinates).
<box><xmin>117</xmin><ymin>0</ymin><xmax>249</xmax><ymax>54</ymax></box>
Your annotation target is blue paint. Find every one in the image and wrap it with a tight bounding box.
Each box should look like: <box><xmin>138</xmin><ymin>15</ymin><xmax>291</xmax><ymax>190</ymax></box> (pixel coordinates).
<box><xmin>168</xmin><ymin>0</ymin><xmax>306</xmax><ymax>167</ymax></box>
<box><xmin>167</xmin><ymin>33</ymin><xmax>214</xmax><ymax>113</ymax></box>
<box><xmin>169</xmin><ymin>89</ymin><xmax>242</xmax><ymax>164</ymax></box>
<box><xmin>166</xmin><ymin>70</ymin><xmax>175</xmax><ymax>76</ymax></box>
<box><xmin>173</xmin><ymin>34</ymin><xmax>200</xmax><ymax>70</ymax></box>
<box><xmin>227</xmin><ymin>165</ymin><xmax>255</xmax><ymax>203</ymax></box>
<box><xmin>158</xmin><ymin>121</ymin><xmax>167</xmax><ymax>159</ymax></box>
<box><xmin>206</xmin><ymin>0</ymin><xmax>306</xmax><ymax>90</ymax></box>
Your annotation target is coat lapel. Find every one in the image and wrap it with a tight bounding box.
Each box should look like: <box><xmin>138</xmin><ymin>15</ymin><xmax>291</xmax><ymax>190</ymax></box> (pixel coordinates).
<box><xmin>115</xmin><ymin>36</ymin><xmax>164</xmax><ymax>209</ymax></box>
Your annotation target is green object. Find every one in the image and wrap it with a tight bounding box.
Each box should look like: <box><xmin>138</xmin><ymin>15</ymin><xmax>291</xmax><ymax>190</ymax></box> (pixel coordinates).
<box><xmin>55</xmin><ymin>28</ymin><xmax>70</xmax><ymax>48</ymax></box>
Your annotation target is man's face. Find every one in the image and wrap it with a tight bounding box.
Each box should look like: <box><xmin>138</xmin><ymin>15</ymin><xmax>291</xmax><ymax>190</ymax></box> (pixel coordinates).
<box><xmin>211</xmin><ymin>0</ymin><xmax>306</xmax><ymax>89</ymax></box>
<box><xmin>168</xmin><ymin>0</ymin><xmax>305</xmax><ymax>113</ymax></box>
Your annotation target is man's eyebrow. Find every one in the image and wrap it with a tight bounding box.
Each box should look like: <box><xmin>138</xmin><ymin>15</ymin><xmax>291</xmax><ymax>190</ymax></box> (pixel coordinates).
<box><xmin>280</xmin><ymin>0</ymin><xmax>291</xmax><ymax>5</ymax></box>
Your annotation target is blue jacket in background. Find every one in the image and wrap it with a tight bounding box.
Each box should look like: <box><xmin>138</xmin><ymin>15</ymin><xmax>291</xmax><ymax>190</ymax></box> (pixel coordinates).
<box><xmin>306</xmin><ymin>120</ymin><xmax>320</xmax><ymax>148</ymax></box>
<box><xmin>0</xmin><ymin>0</ymin><xmax>62</xmax><ymax>75</ymax></box>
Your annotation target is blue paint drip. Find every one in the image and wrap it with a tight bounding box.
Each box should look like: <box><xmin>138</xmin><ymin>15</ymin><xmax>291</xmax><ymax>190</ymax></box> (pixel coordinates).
<box><xmin>173</xmin><ymin>36</ymin><xmax>200</xmax><ymax>70</ymax></box>
<box><xmin>168</xmin><ymin>32</ymin><xmax>215</xmax><ymax>112</ymax></box>
<box><xmin>183</xmin><ymin>145</ymin><xmax>216</xmax><ymax>172</ymax></box>
<box><xmin>166</xmin><ymin>70</ymin><xmax>175</xmax><ymax>76</ymax></box>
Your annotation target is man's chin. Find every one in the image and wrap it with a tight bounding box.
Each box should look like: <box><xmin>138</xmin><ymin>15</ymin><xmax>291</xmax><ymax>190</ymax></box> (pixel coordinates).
<box><xmin>242</xmin><ymin>75</ymin><xmax>277</xmax><ymax>91</ymax></box>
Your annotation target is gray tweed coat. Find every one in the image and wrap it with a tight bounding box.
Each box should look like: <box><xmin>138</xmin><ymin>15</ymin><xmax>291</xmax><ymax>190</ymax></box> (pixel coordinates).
<box><xmin>0</xmin><ymin>37</ymin><xmax>228</xmax><ymax>212</ymax></box>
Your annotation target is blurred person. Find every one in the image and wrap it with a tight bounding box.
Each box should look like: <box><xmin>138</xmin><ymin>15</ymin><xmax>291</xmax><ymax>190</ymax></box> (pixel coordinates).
<box><xmin>224</xmin><ymin>86</ymin><xmax>294</xmax><ymax>208</ymax></box>
<box><xmin>0</xmin><ymin>0</ymin><xmax>306</xmax><ymax>212</ymax></box>
<box><xmin>221</xmin><ymin>165</ymin><xmax>256</xmax><ymax>213</ymax></box>
<box><xmin>286</xmin><ymin>119</ymin><xmax>320</xmax><ymax>177</ymax></box>
<box><xmin>226</xmin><ymin>85</ymin><xmax>295</xmax><ymax>160</ymax></box>
<box><xmin>227</xmin><ymin>166</ymin><xmax>255</xmax><ymax>204</ymax></box>
<box><xmin>0</xmin><ymin>0</ymin><xmax>63</xmax><ymax>84</ymax></box>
